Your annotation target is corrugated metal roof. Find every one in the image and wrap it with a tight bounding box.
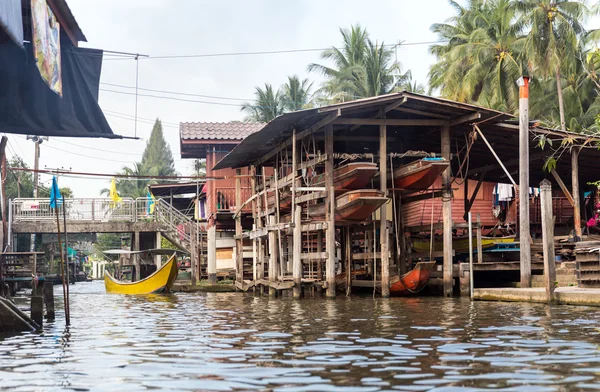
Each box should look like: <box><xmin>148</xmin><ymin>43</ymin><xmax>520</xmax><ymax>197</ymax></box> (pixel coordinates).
<box><xmin>180</xmin><ymin>122</ymin><xmax>266</xmax><ymax>141</ymax></box>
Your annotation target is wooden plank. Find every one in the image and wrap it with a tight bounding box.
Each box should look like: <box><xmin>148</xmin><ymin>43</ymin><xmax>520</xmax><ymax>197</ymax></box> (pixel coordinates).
<box><xmin>257</xmin><ymin>279</ymin><xmax>295</xmax><ymax>290</ymax></box>
<box><xmin>392</xmin><ymin>107</ymin><xmax>451</xmax><ymax>119</ymax></box>
<box><xmin>301</xmin><ymin>252</ymin><xmax>328</xmax><ymax>260</ymax></box>
<box><xmin>301</xmin><ymin>222</ymin><xmax>328</xmax><ymax>232</ymax></box>
<box><xmin>325</xmin><ymin>124</ymin><xmax>336</xmax><ymax>298</ymax></box>
<box><xmin>295</xmin><ymin>192</ymin><xmax>326</xmax><ymax>204</ymax></box>
<box><xmin>352</xmin><ymin>252</ymin><xmax>381</xmax><ymax>260</ymax></box>
<box><xmin>441</xmin><ymin>124</ymin><xmax>453</xmax><ymax>297</ymax></box>
<box><xmin>333</xmin><ymin>118</ymin><xmax>447</xmax><ymax>126</ymax></box>
<box><xmin>550</xmin><ymin>169</ymin><xmax>575</xmax><ymax>207</ymax></box>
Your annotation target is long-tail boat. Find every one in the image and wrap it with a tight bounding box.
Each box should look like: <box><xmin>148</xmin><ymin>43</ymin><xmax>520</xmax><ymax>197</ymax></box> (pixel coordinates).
<box><xmin>390</xmin><ymin>261</ymin><xmax>436</xmax><ymax>296</ymax></box>
<box><xmin>307</xmin><ymin>189</ymin><xmax>388</xmax><ymax>222</ymax></box>
<box><xmin>311</xmin><ymin>162</ymin><xmax>378</xmax><ymax>193</ymax></box>
<box><xmin>412</xmin><ymin>236</ymin><xmax>515</xmax><ymax>254</ymax></box>
<box><xmin>104</xmin><ymin>254</ymin><xmax>179</xmax><ymax>294</ymax></box>
<box><xmin>392</xmin><ymin>158</ymin><xmax>449</xmax><ymax>191</ymax></box>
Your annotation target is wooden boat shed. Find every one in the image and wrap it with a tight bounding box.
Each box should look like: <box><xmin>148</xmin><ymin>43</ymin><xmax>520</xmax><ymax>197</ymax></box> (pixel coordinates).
<box><xmin>212</xmin><ymin>92</ymin><xmax>600</xmax><ymax>298</ymax></box>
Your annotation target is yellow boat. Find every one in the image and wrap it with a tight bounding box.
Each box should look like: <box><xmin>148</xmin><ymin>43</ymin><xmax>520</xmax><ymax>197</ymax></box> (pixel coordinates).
<box><xmin>412</xmin><ymin>236</ymin><xmax>515</xmax><ymax>254</ymax></box>
<box><xmin>104</xmin><ymin>254</ymin><xmax>179</xmax><ymax>294</ymax></box>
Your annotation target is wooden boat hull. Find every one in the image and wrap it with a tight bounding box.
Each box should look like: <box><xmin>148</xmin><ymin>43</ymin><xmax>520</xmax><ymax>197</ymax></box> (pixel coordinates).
<box><xmin>412</xmin><ymin>236</ymin><xmax>515</xmax><ymax>253</ymax></box>
<box><xmin>308</xmin><ymin>190</ymin><xmax>388</xmax><ymax>222</ymax></box>
<box><xmin>312</xmin><ymin>162</ymin><xmax>378</xmax><ymax>192</ymax></box>
<box><xmin>392</xmin><ymin>159</ymin><xmax>449</xmax><ymax>191</ymax></box>
<box><xmin>390</xmin><ymin>261</ymin><xmax>436</xmax><ymax>296</ymax></box>
<box><xmin>104</xmin><ymin>255</ymin><xmax>179</xmax><ymax>294</ymax></box>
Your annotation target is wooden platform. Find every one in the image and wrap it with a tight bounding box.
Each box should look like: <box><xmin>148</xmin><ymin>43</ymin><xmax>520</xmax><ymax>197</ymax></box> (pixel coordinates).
<box><xmin>474</xmin><ymin>287</ymin><xmax>600</xmax><ymax>307</ymax></box>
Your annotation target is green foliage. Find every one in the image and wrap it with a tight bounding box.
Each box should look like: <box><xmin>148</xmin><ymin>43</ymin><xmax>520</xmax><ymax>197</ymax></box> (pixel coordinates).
<box><xmin>241</xmin><ymin>84</ymin><xmax>284</xmax><ymax>122</ymax></box>
<box><xmin>94</xmin><ymin>233</ymin><xmax>128</xmax><ymax>259</ymax></box>
<box><xmin>161</xmin><ymin>236</ymin><xmax>178</xmax><ymax>250</ymax></box>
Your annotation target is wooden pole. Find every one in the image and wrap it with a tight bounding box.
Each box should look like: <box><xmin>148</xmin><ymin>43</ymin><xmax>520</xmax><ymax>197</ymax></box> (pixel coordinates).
<box><xmin>399</xmin><ymin>194</ymin><xmax>407</xmax><ymax>274</ymax></box>
<box><xmin>572</xmin><ymin>149</ymin><xmax>582</xmax><ymax>238</ymax></box>
<box><xmin>380</xmin><ymin>122</ymin><xmax>390</xmax><ymax>297</ymax></box>
<box><xmin>325</xmin><ymin>124</ymin><xmax>336</xmax><ymax>298</ymax></box>
<box><xmin>345</xmin><ymin>226</ymin><xmax>351</xmax><ymax>296</ymax></box>
<box><xmin>54</xmin><ymin>206</ymin><xmax>69</xmax><ymax>325</ymax></box>
<box><xmin>540</xmin><ymin>179</ymin><xmax>556</xmax><ymax>302</ymax></box>
<box><xmin>518</xmin><ymin>76</ymin><xmax>532</xmax><ymax>288</ymax></box>
<box><xmin>293</xmin><ymin>206</ymin><xmax>302</xmax><ymax>298</ymax></box>
<box><xmin>476</xmin><ymin>213</ymin><xmax>483</xmax><ymax>264</ymax></box>
<box><xmin>62</xmin><ymin>197</ymin><xmax>71</xmax><ymax>322</ymax></box>
<box><xmin>235</xmin><ymin>169</ymin><xmax>243</xmax><ymax>285</ymax></box>
<box><xmin>468</xmin><ymin>212</ymin><xmax>474</xmax><ymax>299</ymax></box>
<box><xmin>207</xmin><ymin>223</ymin><xmax>217</xmax><ymax>284</ymax></box>
<box><xmin>441</xmin><ymin>124</ymin><xmax>453</xmax><ymax>296</ymax></box>
<box><xmin>250</xmin><ymin>166</ymin><xmax>257</xmax><ymax>284</ymax></box>
<box><xmin>133</xmin><ymin>231</ymin><xmax>140</xmax><ymax>282</ymax></box>
<box><xmin>268</xmin><ymin>216</ymin><xmax>277</xmax><ymax>297</ymax></box>
<box><xmin>256</xmin><ymin>170</ymin><xmax>264</xmax><ymax>287</ymax></box>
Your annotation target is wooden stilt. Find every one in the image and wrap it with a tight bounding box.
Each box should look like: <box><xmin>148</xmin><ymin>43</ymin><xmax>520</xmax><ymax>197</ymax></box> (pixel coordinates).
<box><xmin>325</xmin><ymin>124</ymin><xmax>336</xmax><ymax>298</ymax></box>
<box><xmin>235</xmin><ymin>169</ymin><xmax>243</xmax><ymax>284</ymax></box>
<box><xmin>540</xmin><ymin>179</ymin><xmax>556</xmax><ymax>302</ymax></box>
<box><xmin>43</xmin><ymin>281</ymin><xmax>55</xmax><ymax>320</ymax></box>
<box><xmin>268</xmin><ymin>216</ymin><xmax>278</xmax><ymax>297</ymax></box>
<box><xmin>380</xmin><ymin>122</ymin><xmax>390</xmax><ymax>297</ymax></box>
<box><xmin>207</xmin><ymin>223</ymin><xmax>217</xmax><ymax>284</ymax></box>
<box><xmin>345</xmin><ymin>227</ymin><xmax>351</xmax><ymax>296</ymax></box>
<box><xmin>441</xmin><ymin>124</ymin><xmax>453</xmax><ymax>297</ymax></box>
<box><xmin>476</xmin><ymin>213</ymin><xmax>483</xmax><ymax>264</ymax></box>
<box><xmin>572</xmin><ymin>149</ymin><xmax>582</xmax><ymax>238</ymax></box>
<box><xmin>293</xmin><ymin>206</ymin><xmax>302</xmax><ymax>298</ymax></box>
<box><xmin>398</xmin><ymin>193</ymin><xmax>407</xmax><ymax>274</ymax></box>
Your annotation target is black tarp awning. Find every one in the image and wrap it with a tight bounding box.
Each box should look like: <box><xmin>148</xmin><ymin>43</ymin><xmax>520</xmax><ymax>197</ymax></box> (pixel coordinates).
<box><xmin>0</xmin><ymin>41</ymin><xmax>121</xmax><ymax>139</ymax></box>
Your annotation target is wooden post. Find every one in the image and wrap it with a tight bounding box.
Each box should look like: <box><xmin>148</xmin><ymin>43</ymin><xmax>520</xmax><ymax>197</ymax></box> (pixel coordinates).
<box><xmin>268</xmin><ymin>216</ymin><xmax>278</xmax><ymax>297</ymax></box>
<box><xmin>345</xmin><ymin>227</ymin><xmax>351</xmax><ymax>296</ymax></box>
<box><xmin>293</xmin><ymin>206</ymin><xmax>302</xmax><ymax>298</ymax></box>
<box><xmin>572</xmin><ymin>149</ymin><xmax>582</xmax><ymax>238</ymax></box>
<box><xmin>250</xmin><ymin>166</ymin><xmax>258</xmax><ymax>284</ymax></box>
<box><xmin>235</xmin><ymin>169</ymin><xmax>243</xmax><ymax>284</ymax></box>
<box><xmin>441</xmin><ymin>124</ymin><xmax>453</xmax><ymax>296</ymax></box>
<box><xmin>518</xmin><ymin>76</ymin><xmax>532</xmax><ymax>288</ymax></box>
<box><xmin>155</xmin><ymin>232</ymin><xmax>162</xmax><ymax>268</ymax></box>
<box><xmin>325</xmin><ymin>124</ymin><xmax>336</xmax><ymax>298</ymax></box>
<box><xmin>540</xmin><ymin>179</ymin><xmax>556</xmax><ymax>302</ymax></box>
<box><xmin>207</xmin><ymin>224</ymin><xmax>217</xmax><ymax>284</ymax></box>
<box><xmin>43</xmin><ymin>281</ymin><xmax>55</xmax><ymax>320</ymax></box>
<box><xmin>30</xmin><ymin>295</ymin><xmax>43</xmax><ymax>327</ymax></box>
<box><xmin>133</xmin><ymin>231</ymin><xmax>140</xmax><ymax>282</ymax></box>
<box><xmin>476</xmin><ymin>213</ymin><xmax>483</xmax><ymax>263</ymax></box>
<box><xmin>379</xmin><ymin>122</ymin><xmax>390</xmax><ymax>297</ymax></box>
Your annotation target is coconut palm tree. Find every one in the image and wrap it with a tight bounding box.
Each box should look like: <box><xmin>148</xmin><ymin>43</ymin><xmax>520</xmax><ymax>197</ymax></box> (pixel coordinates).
<box><xmin>309</xmin><ymin>24</ymin><xmax>401</xmax><ymax>102</ymax></box>
<box><xmin>429</xmin><ymin>0</ymin><xmax>524</xmax><ymax>112</ymax></box>
<box><xmin>515</xmin><ymin>0</ymin><xmax>590</xmax><ymax>131</ymax></box>
<box><xmin>241</xmin><ymin>84</ymin><xmax>284</xmax><ymax>122</ymax></box>
<box><xmin>281</xmin><ymin>75</ymin><xmax>313</xmax><ymax>111</ymax></box>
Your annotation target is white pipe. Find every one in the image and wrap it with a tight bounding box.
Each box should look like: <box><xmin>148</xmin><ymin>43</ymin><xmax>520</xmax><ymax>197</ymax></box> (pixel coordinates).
<box><xmin>468</xmin><ymin>211</ymin><xmax>474</xmax><ymax>299</ymax></box>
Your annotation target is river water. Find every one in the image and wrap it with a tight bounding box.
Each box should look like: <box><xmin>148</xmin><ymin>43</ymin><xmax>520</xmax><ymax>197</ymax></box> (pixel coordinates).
<box><xmin>2</xmin><ymin>281</ymin><xmax>600</xmax><ymax>391</ymax></box>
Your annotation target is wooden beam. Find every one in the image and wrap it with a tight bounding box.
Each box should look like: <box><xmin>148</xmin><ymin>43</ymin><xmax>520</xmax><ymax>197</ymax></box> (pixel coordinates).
<box><xmin>392</xmin><ymin>107</ymin><xmax>451</xmax><ymax>119</ymax></box>
<box><xmin>267</xmin><ymin>216</ymin><xmax>278</xmax><ymax>296</ymax></box>
<box><xmin>235</xmin><ymin>169</ymin><xmax>243</xmax><ymax>285</ymax></box>
<box><xmin>441</xmin><ymin>124</ymin><xmax>453</xmax><ymax>297</ymax></box>
<box><xmin>407</xmin><ymin>223</ymin><xmax>444</xmax><ymax>233</ymax></box>
<box><xmin>550</xmin><ymin>169</ymin><xmax>575</xmax><ymax>207</ymax></box>
<box><xmin>301</xmin><ymin>252</ymin><xmax>328</xmax><ymax>260</ymax></box>
<box><xmin>301</xmin><ymin>222</ymin><xmax>328</xmax><ymax>232</ymax></box>
<box><xmin>572</xmin><ymin>149</ymin><xmax>582</xmax><ymax>237</ymax></box>
<box><xmin>463</xmin><ymin>172</ymin><xmax>486</xmax><ymax>221</ymax></box>
<box><xmin>333</xmin><ymin>118</ymin><xmax>447</xmax><ymax>127</ymax></box>
<box><xmin>295</xmin><ymin>192</ymin><xmax>326</xmax><ymax>204</ymax></box>
<box><xmin>469</xmin><ymin>151</ymin><xmax>547</xmax><ymax>176</ymax></box>
<box><xmin>384</xmin><ymin>97</ymin><xmax>408</xmax><ymax>113</ymax></box>
<box><xmin>325</xmin><ymin>124</ymin><xmax>336</xmax><ymax>298</ymax></box>
<box><xmin>449</xmin><ymin>112</ymin><xmax>481</xmax><ymax>126</ymax></box>
<box><xmin>293</xmin><ymin>206</ymin><xmax>302</xmax><ymax>298</ymax></box>
<box><xmin>473</xmin><ymin>124</ymin><xmax>517</xmax><ymax>186</ymax></box>
<box><xmin>380</xmin><ymin>118</ymin><xmax>390</xmax><ymax>298</ymax></box>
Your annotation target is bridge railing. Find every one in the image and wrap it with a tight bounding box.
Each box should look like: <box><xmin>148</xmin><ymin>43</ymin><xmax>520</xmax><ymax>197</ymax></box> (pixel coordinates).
<box><xmin>11</xmin><ymin>198</ymin><xmax>138</xmax><ymax>222</ymax></box>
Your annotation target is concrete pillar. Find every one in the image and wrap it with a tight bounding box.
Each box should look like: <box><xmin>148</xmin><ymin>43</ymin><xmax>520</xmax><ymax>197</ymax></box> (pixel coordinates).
<box><xmin>155</xmin><ymin>231</ymin><xmax>162</xmax><ymax>268</ymax></box>
<box><xmin>441</xmin><ymin>125</ymin><xmax>453</xmax><ymax>296</ymax></box>
<box><xmin>518</xmin><ymin>76</ymin><xmax>532</xmax><ymax>288</ymax></box>
<box><xmin>207</xmin><ymin>224</ymin><xmax>217</xmax><ymax>284</ymax></box>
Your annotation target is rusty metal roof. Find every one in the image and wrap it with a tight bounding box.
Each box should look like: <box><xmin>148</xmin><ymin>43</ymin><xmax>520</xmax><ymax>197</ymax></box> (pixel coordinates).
<box><xmin>180</xmin><ymin>122</ymin><xmax>266</xmax><ymax>141</ymax></box>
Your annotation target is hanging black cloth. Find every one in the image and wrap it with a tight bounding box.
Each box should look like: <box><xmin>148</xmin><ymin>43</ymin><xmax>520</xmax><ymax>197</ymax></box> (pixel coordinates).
<box><xmin>0</xmin><ymin>40</ymin><xmax>120</xmax><ymax>139</ymax></box>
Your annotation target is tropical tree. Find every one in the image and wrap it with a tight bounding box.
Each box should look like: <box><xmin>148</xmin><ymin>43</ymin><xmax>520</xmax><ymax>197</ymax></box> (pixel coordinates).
<box><xmin>281</xmin><ymin>75</ymin><xmax>313</xmax><ymax>111</ymax></box>
<box><xmin>241</xmin><ymin>84</ymin><xmax>284</xmax><ymax>122</ymax></box>
<box><xmin>429</xmin><ymin>0</ymin><xmax>524</xmax><ymax>112</ymax></box>
<box><xmin>101</xmin><ymin>163</ymin><xmax>150</xmax><ymax>199</ymax></box>
<box><xmin>309</xmin><ymin>24</ymin><xmax>402</xmax><ymax>102</ymax></box>
<box><xmin>515</xmin><ymin>0</ymin><xmax>589</xmax><ymax>131</ymax></box>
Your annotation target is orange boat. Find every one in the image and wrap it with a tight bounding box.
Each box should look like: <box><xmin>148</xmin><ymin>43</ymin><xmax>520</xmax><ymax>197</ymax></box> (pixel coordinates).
<box><xmin>311</xmin><ymin>162</ymin><xmax>378</xmax><ymax>193</ymax></box>
<box><xmin>307</xmin><ymin>189</ymin><xmax>388</xmax><ymax>222</ymax></box>
<box><xmin>392</xmin><ymin>158</ymin><xmax>449</xmax><ymax>192</ymax></box>
<box><xmin>390</xmin><ymin>261</ymin><xmax>436</xmax><ymax>296</ymax></box>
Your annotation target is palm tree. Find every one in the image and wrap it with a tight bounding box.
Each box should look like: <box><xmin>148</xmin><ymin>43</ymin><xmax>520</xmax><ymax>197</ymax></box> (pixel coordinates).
<box><xmin>101</xmin><ymin>163</ymin><xmax>151</xmax><ymax>199</ymax></box>
<box><xmin>281</xmin><ymin>75</ymin><xmax>313</xmax><ymax>111</ymax></box>
<box><xmin>309</xmin><ymin>24</ymin><xmax>401</xmax><ymax>102</ymax></box>
<box><xmin>429</xmin><ymin>0</ymin><xmax>524</xmax><ymax>112</ymax></box>
<box><xmin>515</xmin><ymin>0</ymin><xmax>590</xmax><ymax>131</ymax></box>
<box><xmin>241</xmin><ymin>84</ymin><xmax>284</xmax><ymax>122</ymax></box>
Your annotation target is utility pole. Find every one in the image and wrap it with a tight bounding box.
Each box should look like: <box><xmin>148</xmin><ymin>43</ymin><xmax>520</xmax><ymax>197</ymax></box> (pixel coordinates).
<box><xmin>27</xmin><ymin>136</ymin><xmax>47</xmax><ymax>252</ymax></box>
<box><xmin>517</xmin><ymin>76</ymin><xmax>531</xmax><ymax>288</ymax></box>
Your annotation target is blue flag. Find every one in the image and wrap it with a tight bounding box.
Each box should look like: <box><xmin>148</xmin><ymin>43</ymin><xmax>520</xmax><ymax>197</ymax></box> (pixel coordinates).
<box><xmin>50</xmin><ymin>176</ymin><xmax>62</xmax><ymax>209</ymax></box>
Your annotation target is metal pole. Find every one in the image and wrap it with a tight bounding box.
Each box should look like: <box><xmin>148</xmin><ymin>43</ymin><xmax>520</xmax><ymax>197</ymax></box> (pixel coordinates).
<box><xmin>55</xmin><ymin>205</ymin><xmax>69</xmax><ymax>325</ymax></box>
<box><xmin>517</xmin><ymin>76</ymin><xmax>531</xmax><ymax>288</ymax></box>
<box><xmin>468</xmin><ymin>212</ymin><xmax>474</xmax><ymax>299</ymax></box>
<box><xmin>62</xmin><ymin>196</ymin><xmax>70</xmax><ymax>322</ymax></box>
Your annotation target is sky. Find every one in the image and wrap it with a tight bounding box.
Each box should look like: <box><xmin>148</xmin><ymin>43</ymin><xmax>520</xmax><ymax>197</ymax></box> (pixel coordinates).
<box><xmin>6</xmin><ymin>0</ymin><xmax>598</xmax><ymax>198</ymax></box>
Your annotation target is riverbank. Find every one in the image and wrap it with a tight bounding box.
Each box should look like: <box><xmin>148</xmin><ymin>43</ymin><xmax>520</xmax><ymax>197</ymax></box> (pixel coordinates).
<box><xmin>474</xmin><ymin>286</ymin><xmax>600</xmax><ymax>306</ymax></box>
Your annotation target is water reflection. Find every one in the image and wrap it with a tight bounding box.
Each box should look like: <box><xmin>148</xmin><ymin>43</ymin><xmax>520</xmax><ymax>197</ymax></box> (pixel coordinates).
<box><xmin>2</xmin><ymin>281</ymin><xmax>600</xmax><ymax>391</ymax></box>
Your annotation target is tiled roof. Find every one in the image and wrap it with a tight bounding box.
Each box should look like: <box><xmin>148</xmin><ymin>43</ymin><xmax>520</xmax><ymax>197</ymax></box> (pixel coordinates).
<box><xmin>180</xmin><ymin>122</ymin><xmax>266</xmax><ymax>141</ymax></box>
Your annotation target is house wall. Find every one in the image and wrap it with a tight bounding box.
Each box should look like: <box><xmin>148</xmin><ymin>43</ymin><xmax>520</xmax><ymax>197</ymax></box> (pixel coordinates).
<box><xmin>206</xmin><ymin>150</ymin><xmax>252</xmax><ymax>216</ymax></box>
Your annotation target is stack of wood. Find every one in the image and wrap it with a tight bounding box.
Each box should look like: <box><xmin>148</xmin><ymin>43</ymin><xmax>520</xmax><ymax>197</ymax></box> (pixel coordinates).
<box><xmin>575</xmin><ymin>241</ymin><xmax>600</xmax><ymax>288</ymax></box>
<box><xmin>531</xmin><ymin>238</ymin><xmax>576</xmax><ymax>262</ymax></box>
